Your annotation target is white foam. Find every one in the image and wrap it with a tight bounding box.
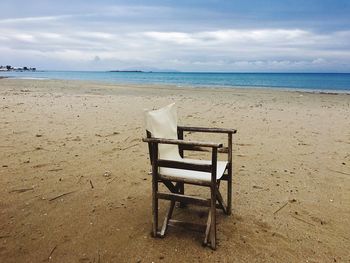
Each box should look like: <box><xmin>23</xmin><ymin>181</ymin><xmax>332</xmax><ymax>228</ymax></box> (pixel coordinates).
<box><xmin>16</xmin><ymin>77</ymin><xmax>48</xmax><ymax>80</ymax></box>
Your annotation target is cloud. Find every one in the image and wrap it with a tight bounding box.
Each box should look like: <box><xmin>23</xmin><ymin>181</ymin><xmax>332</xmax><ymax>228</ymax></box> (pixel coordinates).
<box><xmin>0</xmin><ymin>5</ymin><xmax>350</xmax><ymax>71</ymax></box>
<box><xmin>143</xmin><ymin>32</ymin><xmax>196</xmax><ymax>44</ymax></box>
<box><xmin>0</xmin><ymin>15</ymin><xmax>72</xmax><ymax>24</ymax></box>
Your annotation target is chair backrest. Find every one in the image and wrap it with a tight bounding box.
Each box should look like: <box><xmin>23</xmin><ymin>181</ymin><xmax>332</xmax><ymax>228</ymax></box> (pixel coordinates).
<box><xmin>144</xmin><ymin>103</ymin><xmax>181</xmax><ymax>160</ymax></box>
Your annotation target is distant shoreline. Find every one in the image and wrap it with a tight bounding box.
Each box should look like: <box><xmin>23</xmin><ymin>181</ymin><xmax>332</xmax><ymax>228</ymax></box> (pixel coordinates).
<box><xmin>109</xmin><ymin>70</ymin><xmax>147</xmax><ymax>73</ymax></box>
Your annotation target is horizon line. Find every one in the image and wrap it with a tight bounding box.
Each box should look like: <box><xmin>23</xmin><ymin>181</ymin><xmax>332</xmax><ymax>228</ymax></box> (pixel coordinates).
<box><xmin>19</xmin><ymin>70</ymin><xmax>350</xmax><ymax>74</ymax></box>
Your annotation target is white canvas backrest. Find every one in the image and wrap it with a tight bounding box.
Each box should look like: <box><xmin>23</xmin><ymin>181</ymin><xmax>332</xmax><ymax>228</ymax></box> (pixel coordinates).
<box><xmin>144</xmin><ymin>103</ymin><xmax>181</xmax><ymax>160</ymax></box>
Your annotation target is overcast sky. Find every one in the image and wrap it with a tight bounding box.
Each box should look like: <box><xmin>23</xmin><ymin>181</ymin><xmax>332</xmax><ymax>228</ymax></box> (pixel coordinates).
<box><xmin>1</xmin><ymin>0</ymin><xmax>350</xmax><ymax>72</ymax></box>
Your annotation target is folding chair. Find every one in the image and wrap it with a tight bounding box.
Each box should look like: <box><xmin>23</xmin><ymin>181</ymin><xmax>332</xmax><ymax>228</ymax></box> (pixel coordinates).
<box><xmin>143</xmin><ymin>103</ymin><xmax>237</xmax><ymax>249</ymax></box>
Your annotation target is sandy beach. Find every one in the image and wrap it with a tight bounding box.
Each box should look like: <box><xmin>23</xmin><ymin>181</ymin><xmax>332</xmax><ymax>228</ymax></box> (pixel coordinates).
<box><xmin>0</xmin><ymin>78</ymin><xmax>349</xmax><ymax>262</ymax></box>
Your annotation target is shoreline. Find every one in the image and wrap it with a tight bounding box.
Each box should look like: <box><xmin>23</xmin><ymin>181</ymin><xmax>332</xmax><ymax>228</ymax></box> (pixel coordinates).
<box><xmin>1</xmin><ymin>76</ymin><xmax>350</xmax><ymax>95</ymax></box>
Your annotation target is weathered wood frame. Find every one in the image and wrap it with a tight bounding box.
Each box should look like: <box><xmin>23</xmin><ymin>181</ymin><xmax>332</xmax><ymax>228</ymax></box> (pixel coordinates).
<box><xmin>143</xmin><ymin>126</ymin><xmax>236</xmax><ymax>250</ymax></box>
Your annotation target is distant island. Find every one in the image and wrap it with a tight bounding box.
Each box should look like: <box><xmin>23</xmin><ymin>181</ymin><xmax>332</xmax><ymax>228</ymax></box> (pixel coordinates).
<box><xmin>0</xmin><ymin>65</ymin><xmax>36</xmax><ymax>71</ymax></box>
<box><xmin>109</xmin><ymin>70</ymin><xmax>149</xmax><ymax>73</ymax></box>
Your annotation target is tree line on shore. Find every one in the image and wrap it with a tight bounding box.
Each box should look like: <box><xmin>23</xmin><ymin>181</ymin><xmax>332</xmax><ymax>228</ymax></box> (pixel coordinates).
<box><xmin>0</xmin><ymin>65</ymin><xmax>36</xmax><ymax>71</ymax></box>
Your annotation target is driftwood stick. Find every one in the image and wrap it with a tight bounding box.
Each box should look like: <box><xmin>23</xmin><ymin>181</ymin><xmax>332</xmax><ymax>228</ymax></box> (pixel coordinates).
<box><xmin>327</xmin><ymin>168</ymin><xmax>350</xmax><ymax>176</ymax></box>
<box><xmin>48</xmin><ymin>245</ymin><xmax>57</xmax><ymax>260</ymax></box>
<box><xmin>89</xmin><ymin>180</ymin><xmax>94</xmax><ymax>189</ymax></box>
<box><xmin>273</xmin><ymin>201</ymin><xmax>289</xmax><ymax>214</ymax></box>
<box><xmin>49</xmin><ymin>191</ymin><xmax>76</xmax><ymax>201</ymax></box>
<box><xmin>9</xmin><ymin>187</ymin><xmax>34</xmax><ymax>193</ymax></box>
<box><xmin>0</xmin><ymin>235</ymin><xmax>11</xmax><ymax>239</ymax></box>
<box><xmin>48</xmin><ymin>168</ymin><xmax>63</xmax><ymax>172</ymax></box>
<box><xmin>120</xmin><ymin>143</ymin><xmax>139</xmax><ymax>151</ymax></box>
<box><xmin>291</xmin><ymin>215</ymin><xmax>315</xmax><ymax>226</ymax></box>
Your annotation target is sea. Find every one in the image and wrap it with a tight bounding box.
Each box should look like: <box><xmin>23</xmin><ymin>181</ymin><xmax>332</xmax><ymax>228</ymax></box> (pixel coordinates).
<box><xmin>1</xmin><ymin>71</ymin><xmax>350</xmax><ymax>93</ymax></box>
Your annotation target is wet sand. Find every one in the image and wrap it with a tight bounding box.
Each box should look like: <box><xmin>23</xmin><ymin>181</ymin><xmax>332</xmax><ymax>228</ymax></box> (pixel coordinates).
<box><xmin>0</xmin><ymin>79</ymin><xmax>349</xmax><ymax>262</ymax></box>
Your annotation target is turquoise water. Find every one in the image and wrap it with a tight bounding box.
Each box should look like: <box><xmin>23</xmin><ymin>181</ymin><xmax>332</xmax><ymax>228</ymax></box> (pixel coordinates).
<box><xmin>1</xmin><ymin>71</ymin><xmax>350</xmax><ymax>92</ymax></box>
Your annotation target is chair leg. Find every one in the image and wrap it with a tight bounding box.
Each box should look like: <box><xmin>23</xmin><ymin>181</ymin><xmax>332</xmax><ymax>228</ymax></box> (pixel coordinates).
<box><xmin>203</xmin><ymin>210</ymin><xmax>211</xmax><ymax>246</ymax></box>
<box><xmin>210</xmin><ymin>184</ymin><xmax>216</xmax><ymax>250</ymax></box>
<box><xmin>152</xmin><ymin>177</ymin><xmax>159</xmax><ymax>237</ymax></box>
<box><xmin>228</xmin><ymin>133</ymin><xmax>233</xmax><ymax>216</ymax></box>
<box><xmin>227</xmin><ymin>165</ymin><xmax>232</xmax><ymax>215</ymax></box>
<box><xmin>160</xmin><ymin>200</ymin><xmax>175</xmax><ymax>237</ymax></box>
<box><xmin>178</xmin><ymin>183</ymin><xmax>186</xmax><ymax>208</ymax></box>
<box><xmin>216</xmin><ymin>187</ymin><xmax>228</xmax><ymax>215</ymax></box>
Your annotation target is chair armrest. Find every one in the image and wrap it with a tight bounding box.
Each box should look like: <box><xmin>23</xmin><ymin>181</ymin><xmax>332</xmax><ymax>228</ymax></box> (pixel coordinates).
<box><xmin>179</xmin><ymin>145</ymin><xmax>229</xmax><ymax>153</ymax></box>
<box><xmin>142</xmin><ymin>137</ymin><xmax>223</xmax><ymax>148</ymax></box>
<box><xmin>178</xmin><ymin>126</ymin><xmax>237</xmax><ymax>134</ymax></box>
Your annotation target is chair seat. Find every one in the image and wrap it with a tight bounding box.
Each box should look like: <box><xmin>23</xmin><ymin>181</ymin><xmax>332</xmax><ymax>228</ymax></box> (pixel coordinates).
<box><xmin>159</xmin><ymin>158</ymin><xmax>228</xmax><ymax>182</ymax></box>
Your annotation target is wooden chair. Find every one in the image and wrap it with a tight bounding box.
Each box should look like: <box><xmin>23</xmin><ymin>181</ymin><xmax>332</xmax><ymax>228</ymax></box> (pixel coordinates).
<box><xmin>142</xmin><ymin>103</ymin><xmax>236</xmax><ymax>249</ymax></box>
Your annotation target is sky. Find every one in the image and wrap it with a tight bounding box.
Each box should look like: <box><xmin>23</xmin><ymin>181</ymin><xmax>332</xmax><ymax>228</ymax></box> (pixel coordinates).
<box><xmin>1</xmin><ymin>0</ymin><xmax>350</xmax><ymax>72</ymax></box>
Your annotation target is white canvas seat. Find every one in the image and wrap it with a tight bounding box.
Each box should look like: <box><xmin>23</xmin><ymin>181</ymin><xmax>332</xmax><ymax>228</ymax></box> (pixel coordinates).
<box><xmin>143</xmin><ymin>103</ymin><xmax>237</xmax><ymax>250</ymax></box>
<box><xmin>160</xmin><ymin>158</ymin><xmax>228</xmax><ymax>182</ymax></box>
